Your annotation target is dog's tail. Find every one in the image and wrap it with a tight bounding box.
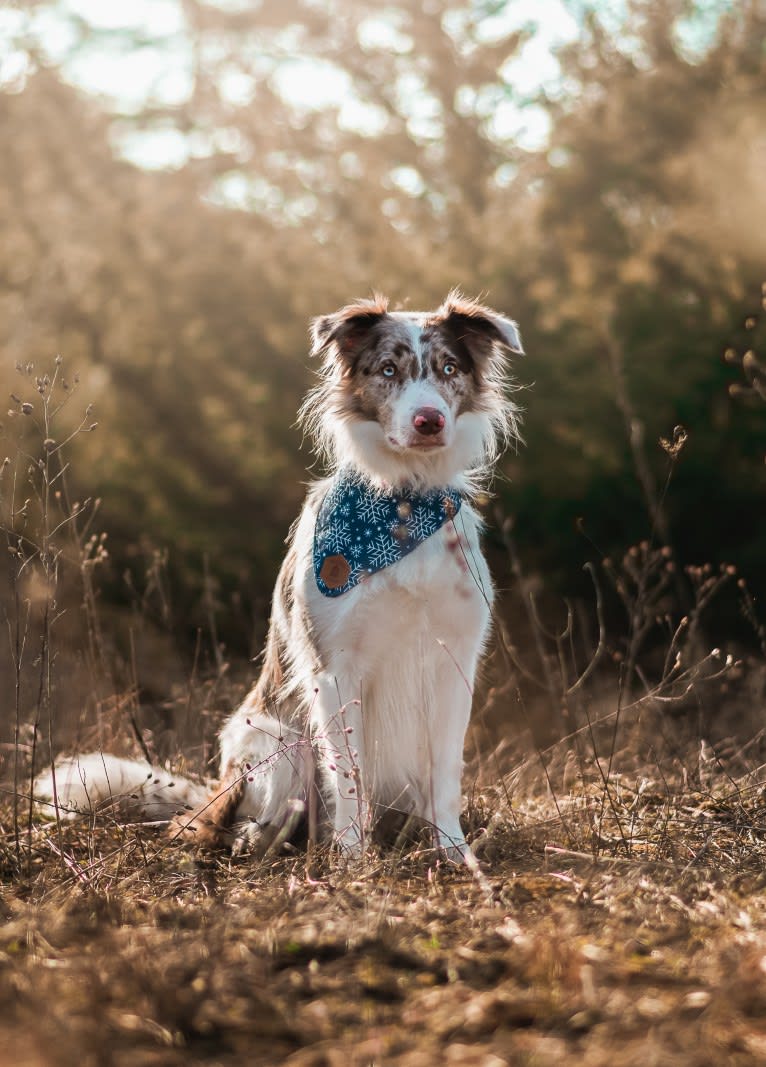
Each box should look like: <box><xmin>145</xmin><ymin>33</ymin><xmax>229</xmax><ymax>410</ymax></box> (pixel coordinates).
<box><xmin>33</xmin><ymin>753</ymin><xmax>208</xmax><ymax>823</ymax></box>
<box><xmin>34</xmin><ymin>712</ymin><xmax>315</xmax><ymax>855</ymax></box>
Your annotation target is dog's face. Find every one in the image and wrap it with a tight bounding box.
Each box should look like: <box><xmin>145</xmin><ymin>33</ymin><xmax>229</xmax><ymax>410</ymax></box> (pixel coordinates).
<box><xmin>303</xmin><ymin>292</ymin><xmax>522</xmax><ymax>487</ymax></box>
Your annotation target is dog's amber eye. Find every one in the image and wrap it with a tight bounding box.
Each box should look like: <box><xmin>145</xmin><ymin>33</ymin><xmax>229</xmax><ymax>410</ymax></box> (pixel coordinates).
<box><xmin>443</xmin><ymin>360</ymin><xmax>458</xmax><ymax>377</ymax></box>
<box><xmin>381</xmin><ymin>363</ymin><xmax>396</xmax><ymax>378</ymax></box>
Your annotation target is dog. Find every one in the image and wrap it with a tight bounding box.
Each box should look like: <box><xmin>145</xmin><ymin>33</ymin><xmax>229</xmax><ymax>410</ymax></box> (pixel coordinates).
<box><xmin>35</xmin><ymin>291</ymin><xmax>522</xmax><ymax>863</ymax></box>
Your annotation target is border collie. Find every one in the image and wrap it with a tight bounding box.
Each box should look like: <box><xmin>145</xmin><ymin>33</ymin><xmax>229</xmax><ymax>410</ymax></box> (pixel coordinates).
<box><xmin>35</xmin><ymin>292</ymin><xmax>522</xmax><ymax>863</ymax></box>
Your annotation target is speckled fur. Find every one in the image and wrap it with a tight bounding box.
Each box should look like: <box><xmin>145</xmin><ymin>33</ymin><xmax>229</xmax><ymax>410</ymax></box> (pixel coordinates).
<box><xmin>196</xmin><ymin>291</ymin><xmax>524</xmax><ymax>861</ymax></box>
<box><xmin>38</xmin><ymin>293</ymin><xmax>523</xmax><ymax>864</ymax></box>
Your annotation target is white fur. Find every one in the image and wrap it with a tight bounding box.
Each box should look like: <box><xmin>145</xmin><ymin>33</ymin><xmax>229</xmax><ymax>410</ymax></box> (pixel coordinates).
<box><xmin>217</xmin><ymin>708</ymin><xmax>313</xmax><ymax>852</ymax></box>
<box><xmin>305</xmin><ymin>499</ymin><xmax>491</xmax><ymax>858</ymax></box>
<box><xmin>34</xmin><ymin>752</ymin><xmax>207</xmax><ymax>821</ymax></box>
<box><xmin>219</xmin><ymin>301</ymin><xmax>507</xmax><ymax>860</ymax></box>
<box><xmin>330</xmin><ymin>412</ymin><xmax>489</xmax><ymax>495</ymax></box>
<box><xmin>37</xmin><ymin>296</ymin><xmax>520</xmax><ymax>865</ymax></box>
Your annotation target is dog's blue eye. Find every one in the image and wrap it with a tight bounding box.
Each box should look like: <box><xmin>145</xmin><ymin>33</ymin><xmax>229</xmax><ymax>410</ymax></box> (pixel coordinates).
<box><xmin>381</xmin><ymin>363</ymin><xmax>396</xmax><ymax>378</ymax></box>
<box><xmin>443</xmin><ymin>361</ymin><xmax>458</xmax><ymax>377</ymax></box>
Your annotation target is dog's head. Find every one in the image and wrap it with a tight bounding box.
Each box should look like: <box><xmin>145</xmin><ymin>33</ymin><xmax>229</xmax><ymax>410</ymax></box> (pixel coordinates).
<box><xmin>301</xmin><ymin>291</ymin><xmax>523</xmax><ymax>490</ymax></box>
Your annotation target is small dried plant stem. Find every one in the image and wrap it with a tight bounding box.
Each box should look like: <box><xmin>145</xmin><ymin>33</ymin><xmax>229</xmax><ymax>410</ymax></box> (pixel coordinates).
<box><xmin>10</xmin><ymin>591</ymin><xmax>30</xmax><ymax>860</ymax></box>
<box><xmin>203</xmin><ymin>552</ymin><xmax>225</xmax><ymax>676</ymax></box>
<box><xmin>128</xmin><ymin>629</ymin><xmax>154</xmax><ymax>764</ymax></box>
<box><xmin>457</xmin><ymin>510</ymin><xmax>573</xmax><ymax>842</ymax></box>
<box><xmin>3</xmin><ymin>357</ymin><xmax>98</xmax><ymax>870</ymax></box>
<box><xmin>565</xmin><ymin>563</ymin><xmax>607</xmax><ymax>697</ymax></box>
<box><xmin>38</xmin><ymin>364</ymin><xmax>66</xmax><ymax>866</ymax></box>
<box><xmin>339</xmin><ymin>694</ymin><xmax>367</xmax><ymax>856</ymax></box>
<box><xmin>584</xmin><ymin>694</ymin><xmax>631</xmax><ymax>857</ymax></box>
<box><xmin>601</xmin><ymin>324</ymin><xmax>670</xmax><ymax>545</ymax></box>
<box><xmin>4</xmin><ymin>420</ymin><xmax>33</xmax><ymax>862</ymax></box>
<box><xmin>499</xmin><ymin>513</ymin><xmax>561</xmax><ymax>723</ymax></box>
<box><xmin>76</xmin><ymin>521</ymin><xmax>114</xmax><ymax>747</ymax></box>
<box><xmin>5</xmin><ymin>450</ymin><xmax>19</xmax><ymax>857</ymax></box>
<box><xmin>514</xmin><ymin>687</ymin><xmax>575</xmax><ymax>845</ymax></box>
<box><xmin>549</xmin><ymin>572</ymin><xmax>629</xmax><ymax>853</ymax></box>
<box><xmin>305</xmin><ymin>743</ymin><xmax>319</xmax><ymax>871</ymax></box>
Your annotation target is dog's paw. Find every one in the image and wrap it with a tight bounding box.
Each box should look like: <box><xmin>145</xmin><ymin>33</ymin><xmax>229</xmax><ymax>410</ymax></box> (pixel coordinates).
<box><xmin>434</xmin><ymin>825</ymin><xmax>473</xmax><ymax>866</ymax></box>
<box><xmin>439</xmin><ymin>840</ymin><xmax>473</xmax><ymax>865</ymax></box>
<box><xmin>231</xmin><ymin>819</ymin><xmax>270</xmax><ymax>858</ymax></box>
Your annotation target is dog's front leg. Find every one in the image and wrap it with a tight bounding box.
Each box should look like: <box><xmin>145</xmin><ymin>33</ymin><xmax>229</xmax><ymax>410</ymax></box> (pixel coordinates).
<box><xmin>422</xmin><ymin>666</ymin><xmax>475</xmax><ymax>864</ymax></box>
<box><xmin>311</xmin><ymin>674</ymin><xmax>369</xmax><ymax>856</ymax></box>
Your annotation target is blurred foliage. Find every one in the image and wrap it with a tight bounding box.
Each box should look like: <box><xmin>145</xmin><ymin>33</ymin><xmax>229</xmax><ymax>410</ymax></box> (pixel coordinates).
<box><xmin>0</xmin><ymin>0</ymin><xmax>765</xmax><ymax>656</ymax></box>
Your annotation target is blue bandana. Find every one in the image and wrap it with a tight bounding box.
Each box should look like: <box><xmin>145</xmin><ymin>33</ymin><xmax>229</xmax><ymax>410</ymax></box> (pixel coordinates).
<box><xmin>313</xmin><ymin>474</ymin><xmax>462</xmax><ymax>597</ymax></box>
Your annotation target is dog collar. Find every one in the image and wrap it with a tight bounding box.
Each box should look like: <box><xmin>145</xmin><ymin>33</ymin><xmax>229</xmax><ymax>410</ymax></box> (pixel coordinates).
<box><xmin>313</xmin><ymin>474</ymin><xmax>462</xmax><ymax>597</ymax></box>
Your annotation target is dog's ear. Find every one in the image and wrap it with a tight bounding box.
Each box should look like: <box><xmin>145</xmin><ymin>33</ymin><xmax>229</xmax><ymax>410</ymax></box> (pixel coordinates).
<box><xmin>310</xmin><ymin>295</ymin><xmax>390</xmax><ymax>364</ymax></box>
<box><xmin>435</xmin><ymin>290</ymin><xmax>523</xmax><ymax>362</ymax></box>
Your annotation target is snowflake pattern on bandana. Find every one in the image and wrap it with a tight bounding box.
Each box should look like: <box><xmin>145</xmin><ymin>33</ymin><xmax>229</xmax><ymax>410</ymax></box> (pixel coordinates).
<box><xmin>313</xmin><ymin>474</ymin><xmax>462</xmax><ymax>598</ymax></box>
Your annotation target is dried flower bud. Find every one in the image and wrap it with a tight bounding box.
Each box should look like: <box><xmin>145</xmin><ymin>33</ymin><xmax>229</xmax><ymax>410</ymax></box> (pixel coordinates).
<box><xmin>20</xmin><ymin>402</ymin><xmax>33</xmax><ymax>415</ymax></box>
<box><xmin>659</xmin><ymin>425</ymin><xmax>688</xmax><ymax>457</ymax></box>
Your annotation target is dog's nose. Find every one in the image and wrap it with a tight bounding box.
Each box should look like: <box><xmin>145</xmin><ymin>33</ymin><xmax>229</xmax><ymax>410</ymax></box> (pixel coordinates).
<box><xmin>413</xmin><ymin>408</ymin><xmax>446</xmax><ymax>436</ymax></box>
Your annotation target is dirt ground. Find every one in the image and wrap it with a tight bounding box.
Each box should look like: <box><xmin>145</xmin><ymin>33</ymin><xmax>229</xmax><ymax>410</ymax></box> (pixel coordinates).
<box><xmin>4</xmin><ymin>773</ymin><xmax>766</xmax><ymax>1067</ymax></box>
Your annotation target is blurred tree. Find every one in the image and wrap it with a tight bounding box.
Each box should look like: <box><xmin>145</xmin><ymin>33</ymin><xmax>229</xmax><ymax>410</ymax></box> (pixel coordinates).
<box><xmin>1</xmin><ymin>0</ymin><xmax>533</xmax><ymax>649</ymax></box>
<box><xmin>497</xmin><ymin>0</ymin><xmax>766</xmax><ymax>591</ymax></box>
<box><xmin>1</xmin><ymin>0</ymin><xmax>765</xmax><ymax>661</ymax></box>
<box><xmin>0</xmin><ymin>69</ymin><xmax>312</xmax><ymax>649</ymax></box>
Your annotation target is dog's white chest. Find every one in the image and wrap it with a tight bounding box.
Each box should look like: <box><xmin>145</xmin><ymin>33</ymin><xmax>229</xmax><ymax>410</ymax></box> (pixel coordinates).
<box><xmin>307</xmin><ymin>505</ymin><xmax>491</xmax><ymax>666</ymax></box>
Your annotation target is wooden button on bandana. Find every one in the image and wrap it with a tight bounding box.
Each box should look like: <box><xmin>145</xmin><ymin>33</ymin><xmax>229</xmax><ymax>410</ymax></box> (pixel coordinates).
<box><xmin>313</xmin><ymin>473</ymin><xmax>462</xmax><ymax>598</ymax></box>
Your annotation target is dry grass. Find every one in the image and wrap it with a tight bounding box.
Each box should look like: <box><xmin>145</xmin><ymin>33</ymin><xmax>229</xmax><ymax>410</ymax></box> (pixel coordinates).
<box><xmin>4</xmin><ymin>728</ymin><xmax>766</xmax><ymax>1067</ymax></box>
<box><xmin>4</xmin><ymin>355</ymin><xmax>766</xmax><ymax>1065</ymax></box>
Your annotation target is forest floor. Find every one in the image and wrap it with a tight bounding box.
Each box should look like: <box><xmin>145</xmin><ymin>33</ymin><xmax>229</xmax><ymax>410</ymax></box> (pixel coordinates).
<box><xmin>4</xmin><ymin>760</ymin><xmax>766</xmax><ymax>1067</ymax></box>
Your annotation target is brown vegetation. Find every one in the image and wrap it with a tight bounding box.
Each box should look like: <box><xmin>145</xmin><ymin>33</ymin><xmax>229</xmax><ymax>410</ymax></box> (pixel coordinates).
<box><xmin>5</xmin><ymin>712</ymin><xmax>766</xmax><ymax>1067</ymax></box>
<box><xmin>2</xmin><ymin>2</ymin><xmax>766</xmax><ymax>1063</ymax></box>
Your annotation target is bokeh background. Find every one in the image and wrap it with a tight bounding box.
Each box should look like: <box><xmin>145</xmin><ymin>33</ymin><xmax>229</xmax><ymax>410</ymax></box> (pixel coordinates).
<box><xmin>1</xmin><ymin>0</ymin><xmax>764</xmax><ymax>752</ymax></box>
